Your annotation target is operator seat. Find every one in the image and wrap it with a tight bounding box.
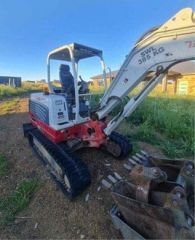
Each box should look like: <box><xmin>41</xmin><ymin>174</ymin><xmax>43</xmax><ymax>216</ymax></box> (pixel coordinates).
<box><xmin>59</xmin><ymin>64</ymin><xmax>75</xmax><ymax>103</ymax></box>
<box><xmin>59</xmin><ymin>64</ymin><xmax>75</xmax><ymax>119</ymax></box>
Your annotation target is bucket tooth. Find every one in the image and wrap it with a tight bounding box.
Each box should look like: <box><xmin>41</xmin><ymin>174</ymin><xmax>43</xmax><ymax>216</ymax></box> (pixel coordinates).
<box><xmin>114</xmin><ymin>172</ymin><xmax>122</xmax><ymax>180</ymax></box>
<box><xmin>128</xmin><ymin>158</ymin><xmax>137</xmax><ymax>165</ymax></box>
<box><xmin>132</xmin><ymin>155</ymin><xmax>142</xmax><ymax>164</ymax></box>
<box><xmin>123</xmin><ymin>163</ymin><xmax>132</xmax><ymax>171</ymax></box>
<box><xmin>101</xmin><ymin>179</ymin><xmax>112</xmax><ymax>189</ymax></box>
<box><xmin>108</xmin><ymin>175</ymin><xmax>118</xmax><ymax>184</ymax></box>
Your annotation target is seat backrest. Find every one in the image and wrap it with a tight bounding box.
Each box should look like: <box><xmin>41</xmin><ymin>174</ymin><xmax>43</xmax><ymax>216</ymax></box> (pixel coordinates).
<box><xmin>59</xmin><ymin>64</ymin><xmax>75</xmax><ymax>95</ymax></box>
<box><xmin>59</xmin><ymin>64</ymin><xmax>75</xmax><ymax>110</ymax></box>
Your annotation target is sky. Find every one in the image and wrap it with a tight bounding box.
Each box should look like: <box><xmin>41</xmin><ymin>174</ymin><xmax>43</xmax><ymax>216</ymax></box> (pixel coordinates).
<box><xmin>0</xmin><ymin>0</ymin><xmax>194</xmax><ymax>81</ymax></box>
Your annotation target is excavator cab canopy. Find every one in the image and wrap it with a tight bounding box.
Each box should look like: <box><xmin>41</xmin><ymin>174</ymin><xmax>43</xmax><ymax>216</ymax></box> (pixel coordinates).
<box><xmin>47</xmin><ymin>43</ymin><xmax>107</xmax><ymax>123</ymax></box>
<box><xmin>47</xmin><ymin>43</ymin><xmax>107</xmax><ymax>93</ymax></box>
<box><xmin>48</xmin><ymin>43</ymin><xmax>103</xmax><ymax>62</ymax></box>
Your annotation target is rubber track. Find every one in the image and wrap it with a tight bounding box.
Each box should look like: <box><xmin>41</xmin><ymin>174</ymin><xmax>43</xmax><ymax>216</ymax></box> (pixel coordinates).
<box><xmin>27</xmin><ymin>128</ymin><xmax>91</xmax><ymax>199</ymax></box>
<box><xmin>109</xmin><ymin>131</ymin><xmax>132</xmax><ymax>158</ymax></box>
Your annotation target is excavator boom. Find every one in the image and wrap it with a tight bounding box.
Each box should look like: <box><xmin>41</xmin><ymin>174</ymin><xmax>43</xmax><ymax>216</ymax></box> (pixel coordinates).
<box><xmin>96</xmin><ymin>8</ymin><xmax>195</xmax><ymax>135</ymax></box>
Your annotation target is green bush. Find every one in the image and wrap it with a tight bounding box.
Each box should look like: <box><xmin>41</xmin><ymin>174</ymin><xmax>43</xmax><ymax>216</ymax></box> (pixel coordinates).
<box><xmin>127</xmin><ymin>95</ymin><xmax>194</xmax><ymax>157</ymax></box>
<box><xmin>132</xmin><ymin>120</ymin><xmax>160</xmax><ymax>145</ymax></box>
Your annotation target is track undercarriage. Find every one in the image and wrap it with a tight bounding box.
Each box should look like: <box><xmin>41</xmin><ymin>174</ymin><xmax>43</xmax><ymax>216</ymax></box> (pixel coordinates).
<box><xmin>23</xmin><ymin>123</ymin><xmax>132</xmax><ymax>199</ymax></box>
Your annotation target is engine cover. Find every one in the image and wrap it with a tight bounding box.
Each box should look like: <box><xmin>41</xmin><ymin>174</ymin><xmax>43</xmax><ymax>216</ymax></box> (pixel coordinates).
<box><xmin>29</xmin><ymin>92</ymin><xmax>70</xmax><ymax>130</ymax></box>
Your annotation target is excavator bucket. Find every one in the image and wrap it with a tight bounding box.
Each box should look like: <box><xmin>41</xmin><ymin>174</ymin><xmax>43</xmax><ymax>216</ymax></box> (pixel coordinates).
<box><xmin>111</xmin><ymin>157</ymin><xmax>194</xmax><ymax>239</ymax></box>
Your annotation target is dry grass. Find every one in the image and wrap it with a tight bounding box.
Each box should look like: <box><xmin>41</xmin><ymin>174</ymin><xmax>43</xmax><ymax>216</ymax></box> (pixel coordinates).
<box><xmin>0</xmin><ymin>82</ymin><xmax>48</xmax><ymax>99</ymax></box>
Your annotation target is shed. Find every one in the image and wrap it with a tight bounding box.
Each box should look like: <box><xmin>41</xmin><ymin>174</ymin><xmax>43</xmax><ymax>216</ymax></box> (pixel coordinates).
<box><xmin>0</xmin><ymin>76</ymin><xmax>22</xmax><ymax>87</ymax></box>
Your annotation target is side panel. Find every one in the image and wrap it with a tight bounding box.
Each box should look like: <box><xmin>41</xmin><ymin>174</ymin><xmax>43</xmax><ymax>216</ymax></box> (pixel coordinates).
<box><xmin>29</xmin><ymin>100</ymin><xmax>49</xmax><ymax>124</ymax></box>
<box><xmin>29</xmin><ymin>93</ymin><xmax>70</xmax><ymax>130</ymax></box>
<box><xmin>30</xmin><ymin>114</ymin><xmax>66</xmax><ymax>143</ymax></box>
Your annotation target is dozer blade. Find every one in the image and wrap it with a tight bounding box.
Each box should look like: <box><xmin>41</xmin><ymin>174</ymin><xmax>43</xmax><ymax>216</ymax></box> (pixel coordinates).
<box><xmin>23</xmin><ymin>123</ymin><xmax>91</xmax><ymax>199</ymax></box>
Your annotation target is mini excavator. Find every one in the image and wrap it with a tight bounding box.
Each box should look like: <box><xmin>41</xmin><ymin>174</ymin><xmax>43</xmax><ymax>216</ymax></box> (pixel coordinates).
<box><xmin>23</xmin><ymin>8</ymin><xmax>195</xmax><ymax>199</ymax></box>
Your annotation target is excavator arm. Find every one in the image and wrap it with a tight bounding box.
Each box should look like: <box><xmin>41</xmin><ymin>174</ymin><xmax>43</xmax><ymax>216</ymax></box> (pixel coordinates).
<box><xmin>95</xmin><ymin>8</ymin><xmax>195</xmax><ymax>135</ymax></box>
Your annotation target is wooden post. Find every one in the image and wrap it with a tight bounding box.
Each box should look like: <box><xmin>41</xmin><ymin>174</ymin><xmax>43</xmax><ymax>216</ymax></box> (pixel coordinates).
<box><xmin>174</xmin><ymin>77</ymin><xmax>177</xmax><ymax>94</ymax></box>
<box><xmin>162</xmin><ymin>75</ymin><xmax>167</xmax><ymax>92</ymax></box>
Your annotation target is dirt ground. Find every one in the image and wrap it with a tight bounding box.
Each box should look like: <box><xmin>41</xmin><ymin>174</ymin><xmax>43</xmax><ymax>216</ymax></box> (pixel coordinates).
<box><xmin>0</xmin><ymin>98</ymin><xmax>165</xmax><ymax>239</ymax></box>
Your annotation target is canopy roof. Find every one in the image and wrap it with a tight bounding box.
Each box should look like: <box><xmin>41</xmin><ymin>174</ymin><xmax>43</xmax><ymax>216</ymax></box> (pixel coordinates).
<box><xmin>48</xmin><ymin>43</ymin><xmax>103</xmax><ymax>62</ymax></box>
